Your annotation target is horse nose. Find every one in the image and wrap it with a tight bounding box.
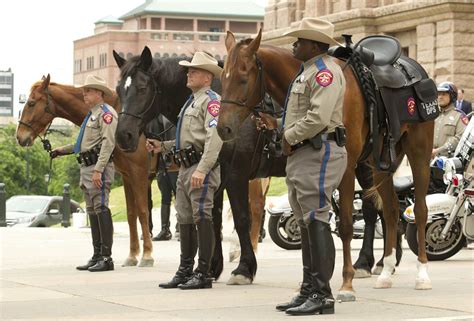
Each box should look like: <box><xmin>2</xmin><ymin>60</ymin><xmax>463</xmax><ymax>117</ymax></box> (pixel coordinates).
<box><xmin>17</xmin><ymin>135</ymin><xmax>31</xmax><ymax>147</ymax></box>
<box><xmin>217</xmin><ymin>125</ymin><xmax>234</xmax><ymax>142</ymax></box>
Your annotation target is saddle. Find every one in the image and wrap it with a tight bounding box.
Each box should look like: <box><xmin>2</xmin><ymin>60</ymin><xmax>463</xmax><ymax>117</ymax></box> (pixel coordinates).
<box><xmin>329</xmin><ymin>34</ymin><xmax>439</xmax><ymax>172</ymax></box>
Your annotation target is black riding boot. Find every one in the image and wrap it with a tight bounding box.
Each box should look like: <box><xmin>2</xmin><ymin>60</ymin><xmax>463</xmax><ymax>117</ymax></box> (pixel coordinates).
<box><xmin>179</xmin><ymin>220</ymin><xmax>215</xmax><ymax>290</ymax></box>
<box><xmin>153</xmin><ymin>204</ymin><xmax>172</xmax><ymax>241</ymax></box>
<box><xmin>276</xmin><ymin>226</ymin><xmax>311</xmax><ymax>311</ymax></box>
<box><xmin>89</xmin><ymin>208</ymin><xmax>114</xmax><ymax>272</ymax></box>
<box><xmin>286</xmin><ymin>220</ymin><xmax>335</xmax><ymax>315</ymax></box>
<box><xmin>159</xmin><ymin>224</ymin><xmax>198</xmax><ymax>288</ymax></box>
<box><xmin>77</xmin><ymin>214</ymin><xmax>101</xmax><ymax>270</ymax></box>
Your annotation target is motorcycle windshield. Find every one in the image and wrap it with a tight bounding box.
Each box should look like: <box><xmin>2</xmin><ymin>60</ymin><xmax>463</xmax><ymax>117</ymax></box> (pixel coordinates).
<box><xmin>454</xmin><ymin>118</ymin><xmax>474</xmax><ymax>160</ymax></box>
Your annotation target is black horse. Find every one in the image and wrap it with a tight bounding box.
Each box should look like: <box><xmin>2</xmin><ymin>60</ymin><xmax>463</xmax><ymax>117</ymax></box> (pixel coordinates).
<box><xmin>112</xmin><ymin>46</ymin><xmax>402</xmax><ymax>283</ymax></box>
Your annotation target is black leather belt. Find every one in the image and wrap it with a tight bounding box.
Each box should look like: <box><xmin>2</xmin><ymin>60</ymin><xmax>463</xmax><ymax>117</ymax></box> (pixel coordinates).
<box><xmin>291</xmin><ymin>132</ymin><xmax>337</xmax><ymax>151</ymax></box>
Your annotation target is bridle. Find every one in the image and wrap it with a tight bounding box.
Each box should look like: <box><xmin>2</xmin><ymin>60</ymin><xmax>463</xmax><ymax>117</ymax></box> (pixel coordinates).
<box><xmin>17</xmin><ymin>89</ymin><xmax>57</xmax><ymax>152</ymax></box>
<box><xmin>118</xmin><ymin>69</ymin><xmax>161</xmax><ymax>122</ymax></box>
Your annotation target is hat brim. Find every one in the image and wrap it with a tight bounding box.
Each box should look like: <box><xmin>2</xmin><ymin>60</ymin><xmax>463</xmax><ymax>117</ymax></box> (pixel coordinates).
<box><xmin>80</xmin><ymin>84</ymin><xmax>113</xmax><ymax>97</ymax></box>
<box><xmin>179</xmin><ymin>61</ymin><xmax>223</xmax><ymax>77</ymax></box>
<box><xmin>283</xmin><ymin>29</ymin><xmax>342</xmax><ymax>47</ymax></box>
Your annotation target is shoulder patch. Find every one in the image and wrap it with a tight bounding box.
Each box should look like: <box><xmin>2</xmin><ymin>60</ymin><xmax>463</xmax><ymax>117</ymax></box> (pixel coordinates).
<box><xmin>102</xmin><ymin>112</ymin><xmax>113</xmax><ymax>125</ymax></box>
<box><xmin>207</xmin><ymin>100</ymin><xmax>221</xmax><ymax>117</ymax></box>
<box><xmin>208</xmin><ymin>118</ymin><xmax>218</xmax><ymax>127</ymax></box>
<box><xmin>315</xmin><ymin>69</ymin><xmax>333</xmax><ymax>87</ymax></box>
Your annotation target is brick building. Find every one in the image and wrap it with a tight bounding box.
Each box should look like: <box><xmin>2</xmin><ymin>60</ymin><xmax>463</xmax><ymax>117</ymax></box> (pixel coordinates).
<box><xmin>263</xmin><ymin>0</ymin><xmax>474</xmax><ymax>98</ymax></box>
<box><xmin>73</xmin><ymin>0</ymin><xmax>264</xmax><ymax>88</ymax></box>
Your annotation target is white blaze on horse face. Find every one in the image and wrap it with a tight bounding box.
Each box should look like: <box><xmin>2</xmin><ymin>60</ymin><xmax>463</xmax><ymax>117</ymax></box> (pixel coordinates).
<box><xmin>124</xmin><ymin>76</ymin><xmax>132</xmax><ymax>91</ymax></box>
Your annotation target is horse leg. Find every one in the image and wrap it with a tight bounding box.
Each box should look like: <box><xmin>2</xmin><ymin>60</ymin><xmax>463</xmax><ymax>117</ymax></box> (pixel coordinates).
<box><xmin>226</xmin><ymin>178</ymin><xmax>257</xmax><ymax>285</ymax></box>
<box><xmin>373</xmin><ymin>172</ymin><xmax>399</xmax><ymax>289</ymax></box>
<box><xmin>353</xmin><ymin>162</ymin><xmax>377</xmax><ymax>278</ymax></box>
<box><xmin>136</xmin><ymin>177</ymin><xmax>154</xmax><ymax>267</ymax></box>
<box><xmin>404</xmin><ymin>129</ymin><xmax>432</xmax><ymax>290</ymax></box>
<box><xmin>336</xmin><ymin>167</ymin><xmax>357</xmax><ymax>301</ymax></box>
<box><xmin>248</xmin><ymin>179</ymin><xmax>265</xmax><ymax>251</ymax></box>
<box><xmin>122</xmin><ymin>178</ymin><xmax>139</xmax><ymax>266</ymax></box>
<box><xmin>210</xmin><ymin>189</ymin><xmax>224</xmax><ymax>281</ymax></box>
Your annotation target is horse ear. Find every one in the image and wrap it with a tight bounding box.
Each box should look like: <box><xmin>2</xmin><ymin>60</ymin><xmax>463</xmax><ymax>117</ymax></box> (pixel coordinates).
<box><xmin>141</xmin><ymin>46</ymin><xmax>153</xmax><ymax>71</ymax></box>
<box><xmin>113</xmin><ymin>50</ymin><xmax>126</xmax><ymax>68</ymax></box>
<box><xmin>39</xmin><ymin>74</ymin><xmax>51</xmax><ymax>92</ymax></box>
<box><xmin>225</xmin><ymin>31</ymin><xmax>236</xmax><ymax>52</ymax></box>
<box><xmin>246</xmin><ymin>29</ymin><xmax>262</xmax><ymax>55</ymax></box>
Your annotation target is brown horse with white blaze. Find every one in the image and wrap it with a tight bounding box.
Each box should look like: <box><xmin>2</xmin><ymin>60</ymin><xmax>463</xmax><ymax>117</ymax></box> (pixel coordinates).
<box><xmin>16</xmin><ymin>74</ymin><xmax>155</xmax><ymax>268</ymax></box>
<box><xmin>218</xmin><ymin>30</ymin><xmax>433</xmax><ymax>301</ymax></box>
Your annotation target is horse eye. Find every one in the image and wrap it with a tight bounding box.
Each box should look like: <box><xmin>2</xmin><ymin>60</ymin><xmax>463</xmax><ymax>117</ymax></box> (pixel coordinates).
<box><xmin>138</xmin><ymin>87</ymin><xmax>147</xmax><ymax>94</ymax></box>
<box><xmin>28</xmin><ymin>101</ymin><xmax>35</xmax><ymax>107</ymax></box>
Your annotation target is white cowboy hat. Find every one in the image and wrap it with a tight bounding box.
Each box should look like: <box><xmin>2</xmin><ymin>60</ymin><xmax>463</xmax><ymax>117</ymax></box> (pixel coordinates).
<box><xmin>283</xmin><ymin>17</ymin><xmax>342</xmax><ymax>47</ymax></box>
<box><xmin>79</xmin><ymin>75</ymin><xmax>113</xmax><ymax>96</ymax></box>
<box><xmin>179</xmin><ymin>52</ymin><xmax>223</xmax><ymax>77</ymax></box>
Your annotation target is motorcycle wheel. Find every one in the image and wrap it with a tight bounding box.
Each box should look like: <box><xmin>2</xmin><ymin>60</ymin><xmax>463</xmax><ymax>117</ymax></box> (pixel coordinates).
<box><xmin>268</xmin><ymin>215</ymin><xmax>301</xmax><ymax>250</ymax></box>
<box><xmin>406</xmin><ymin>218</ymin><xmax>466</xmax><ymax>261</ymax></box>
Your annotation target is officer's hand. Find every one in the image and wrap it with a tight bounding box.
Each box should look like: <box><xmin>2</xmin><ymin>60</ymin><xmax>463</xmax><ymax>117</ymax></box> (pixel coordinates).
<box><xmin>191</xmin><ymin>170</ymin><xmax>206</xmax><ymax>189</ymax></box>
<box><xmin>146</xmin><ymin>139</ymin><xmax>161</xmax><ymax>153</ymax></box>
<box><xmin>92</xmin><ymin>170</ymin><xmax>103</xmax><ymax>189</ymax></box>
<box><xmin>252</xmin><ymin>112</ymin><xmax>277</xmax><ymax>130</ymax></box>
<box><xmin>282</xmin><ymin>135</ymin><xmax>293</xmax><ymax>156</ymax></box>
<box><xmin>50</xmin><ymin>148</ymin><xmax>63</xmax><ymax>159</ymax></box>
<box><xmin>431</xmin><ymin>148</ymin><xmax>438</xmax><ymax>158</ymax></box>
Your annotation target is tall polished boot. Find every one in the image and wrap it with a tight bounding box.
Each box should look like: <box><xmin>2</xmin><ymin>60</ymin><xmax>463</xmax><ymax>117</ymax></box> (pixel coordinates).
<box><xmin>159</xmin><ymin>224</ymin><xmax>198</xmax><ymax>288</ymax></box>
<box><xmin>77</xmin><ymin>213</ymin><xmax>101</xmax><ymax>270</ymax></box>
<box><xmin>89</xmin><ymin>208</ymin><xmax>115</xmax><ymax>272</ymax></box>
<box><xmin>276</xmin><ymin>226</ymin><xmax>311</xmax><ymax>311</ymax></box>
<box><xmin>286</xmin><ymin>220</ymin><xmax>335</xmax><ymax>315</ymax></box>
<box><xmin>179</xmin><ymin>220</ymin><xmax>214</xmax><ymax>290</ymax></box>
<box><xmin>153</xmin><ymin>204</ymin><xmax>172</xmax><ymax>241</ymax></box>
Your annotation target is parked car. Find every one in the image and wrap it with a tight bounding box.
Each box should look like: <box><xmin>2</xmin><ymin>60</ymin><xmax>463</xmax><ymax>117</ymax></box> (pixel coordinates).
<box><xmin>6</xmin><ymin>195</ymin><xmax>84</xmax><ymax>227</ymax></box>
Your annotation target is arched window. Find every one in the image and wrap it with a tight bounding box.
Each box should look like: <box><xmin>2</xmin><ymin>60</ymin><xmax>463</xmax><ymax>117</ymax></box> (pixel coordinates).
<box><xmin>171</xmin><ymin>53</ymin><xmax>178</xmax><ymax>58</ymax></box>
<box><xmin>154</xmin><ymin>52</ymin><xmax>161</xmax><ymax>59</ymax></box>
<box><xmin>126</xmin><ymin>53</ymin><xmax>133</xmax><ymax>59</ymax></box>
<box><xmin>180</xmin><ymin>53</ymin><xmax>187</xmax><ymax>58</ymax></box>
<box><xmin>163</xmin><ymin>53</ymin><xmax>170</xmax><ymax>58</ymax></box>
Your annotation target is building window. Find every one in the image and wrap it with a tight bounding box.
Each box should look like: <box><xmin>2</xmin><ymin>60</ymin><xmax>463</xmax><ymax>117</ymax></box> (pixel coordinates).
<box><xmin>173</xmin><ymin>33</ymin><xmax>193</xmax><ymax>41</ymax></box>
<box><xmin>140</xmin><ymin>18</ymin><xmax>147</xmax><ymax>29</ymax></box>
<box><xmin>154</xmin><ymin>52</ymin><xmax>161</xmax><ymax>59</ymax></box>
<box><xmin>99</xmin><ymin>53</ymin><xmax>107</xmax><ymax>68</ymax></box>
<box><xmin>74</xmin><ymin>59</ymin><xmax>82</xmax><ymax>73</ymax></box>
<box><xmin>126</xmin><ymin>53</ymin><xmax>133</xmax><ymax>59</ymax></box>
<box><xmin>163</xmin><ymin>53</ymin><xmax>169</xmax><ymax>58</ymax></box>
<box><xmin>171</xmin><ymin>53</ymin><xmax>178</xmax><ymax>58</ymax></box>
<box><xmin>86</xmin><ymin>56</ymin><xmax>95</xmax><ymax>70</ymax></box>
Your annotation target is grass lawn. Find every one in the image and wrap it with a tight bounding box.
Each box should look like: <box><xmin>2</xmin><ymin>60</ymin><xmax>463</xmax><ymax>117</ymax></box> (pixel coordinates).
<box><xmin>106</xmin><ymin>177</ymin><xmax>288</xmax><ymax>222</ymax></box>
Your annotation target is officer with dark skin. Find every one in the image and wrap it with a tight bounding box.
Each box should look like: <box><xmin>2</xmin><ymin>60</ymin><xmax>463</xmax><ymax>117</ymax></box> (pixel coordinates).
<box><xmin>256</xmin><ymin>18</ymin><xmax>347</xmax><ymax>315</ymax></box>
<box><xmin>51</xmin><ymin>75</ymin><xmax>117</xmax><ymax>272</ymax></box>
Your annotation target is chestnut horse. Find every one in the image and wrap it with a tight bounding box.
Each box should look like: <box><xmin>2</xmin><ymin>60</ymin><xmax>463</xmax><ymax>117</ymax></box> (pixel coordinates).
<box><xmin>218</xmin><ymin>31</ymin><xmax>433</xmax><ymax>300</ymax></box>
<box><xmin>16</xmin><ymin>75</ymin><xmax>155</xmax><ymax>267</ymax></box>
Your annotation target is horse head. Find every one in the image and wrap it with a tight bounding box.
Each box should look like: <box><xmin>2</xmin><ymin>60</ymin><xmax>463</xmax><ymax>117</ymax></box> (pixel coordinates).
<box><xmin>17</xmin><ymin>74</ymin><xmax>56</xmax><ymax>146</ymax></box>
<box><xmin>218</xmin><ymin>30</ymin><xmax>264</xmax><ymax>142</ymax></box>
<box><xmin>113</xmin><ymin>46</ymin><xmax>158</xmax><ymax>152</ymax></box>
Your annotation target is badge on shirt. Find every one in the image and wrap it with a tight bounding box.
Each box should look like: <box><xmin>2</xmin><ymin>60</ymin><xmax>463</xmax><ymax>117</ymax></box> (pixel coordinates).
<box><xmin>407</xmin><ymin>97</ymin><xmax>416</xmax><ymax>116</ymax></box>
<box><xmin>207</xmin><ymin>100</ymin><xmax>221</xmax><ymax>117</ymax></box>
<box><xmin>102</xmin><ymin>112</ymin><xmax>113</xmax><ymax>125</ymax></box>
<box><xmin>315</xmin><ymin>69</ymin><xmax>333</xmax><ymax>87</ymax></box>
<box><xmin>209</xmin><ymin>118</ymin><xmax>218</xmax><ymax>127</ymax></box>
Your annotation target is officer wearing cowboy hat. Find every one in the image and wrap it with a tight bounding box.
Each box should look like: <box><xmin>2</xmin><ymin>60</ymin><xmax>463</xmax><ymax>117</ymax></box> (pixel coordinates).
<box><xmin>146</xmin><ymin>52</ymin><xmax>223</xmax><ymax>289</ymax></box>
<box><xmin>256</xmin><ymin>17</ymin><xmax>347</xmax><ymax>315</ymax></box>
<box><xmin>51</xmin><ymin>74</ymin><xmax>117</xmax><ymax>272</ymax></box>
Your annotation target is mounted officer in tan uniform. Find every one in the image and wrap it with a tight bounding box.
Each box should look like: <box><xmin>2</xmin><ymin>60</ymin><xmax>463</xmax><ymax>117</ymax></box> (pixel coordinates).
<box><xmin>51</xmin><ymin>75</ymin><xmax>117</xmax><ymax>272</ymax></box>
<box><xmin>433</xmin><ymin>81</ymin><xmax>467</xmax><ymax>158</ymax></box>
<box><xmin>146</xmin><ymin>52</ymin><xmax>223</xmax><ymax>290</ymax></box>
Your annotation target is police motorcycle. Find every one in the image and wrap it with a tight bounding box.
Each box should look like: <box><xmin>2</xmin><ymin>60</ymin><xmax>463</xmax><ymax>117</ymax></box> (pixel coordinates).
<box><xmin>267</xmin><ymin>176</ymin><xmax>415</xmax><ymax>250</ymax></box>
<box><xmin>404</xmin><ymin>118</ymin><xmax>474</xmax><ymax>260</ymax></box>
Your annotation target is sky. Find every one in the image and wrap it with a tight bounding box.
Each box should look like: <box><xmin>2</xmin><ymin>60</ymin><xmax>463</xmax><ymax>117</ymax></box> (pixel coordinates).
<box><xmin>0</xmin><ymin>0</ymin><xmax>267</xmax><ymax>117</ymax></box>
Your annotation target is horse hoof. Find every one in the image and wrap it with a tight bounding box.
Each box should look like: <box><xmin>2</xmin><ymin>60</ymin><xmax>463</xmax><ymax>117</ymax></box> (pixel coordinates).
<box><xmin>226</xmin><ymin>274</ymin><xmax>252</xmax><ymax>285</ymax></box>
<box><xmin>138</xmin><ymin>258</ymin><xmax>154</xmax><ymax>267</ymax></box>
<box><xmin>372</xmin><ymin>265</ymin><xmax>383</xmax><ymax>275</ymax></box>
<box><xmin>354</xmin><ymin>269</ymin><xmax>372</xmax><ymax>278</ymax></box>
<box><xmin>336</xmin><ymin>291</ymin><xmax>356</xmax><ymax>302</ymax></box>
<box><xmin>374</xmin><ymin>276</ymin><xmax>392</xmax><ymax>289</ymax></box>
<box><xmin>122</xmin><ymin>257</ymin><xmax>139</xmax><ymax>267</ymax></box>
<box><xmin>228</xmin><ymin>251</ymin><xmax>240</xmax><ymax>263</ymax></box>
<box><xmin>415</xmin><ymin>278</ymin><xmax>432</xmax><ymax>290</ymax></box>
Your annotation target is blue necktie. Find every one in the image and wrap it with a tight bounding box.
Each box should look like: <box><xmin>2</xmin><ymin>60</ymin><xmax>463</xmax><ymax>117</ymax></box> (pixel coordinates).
<box><xmin>175</xmin><ymin>95</ymin><xmax>194</xmax><ymax>151</ymax></box>
<box><xmin>282</xmin><ymin>64</ymin><xmax>305</xmax><ymax>129</ymax></box>
<box><xmin>74</xmin><ymin>111</ymin><xmax>92</xmax><ymax>154</ymax></box>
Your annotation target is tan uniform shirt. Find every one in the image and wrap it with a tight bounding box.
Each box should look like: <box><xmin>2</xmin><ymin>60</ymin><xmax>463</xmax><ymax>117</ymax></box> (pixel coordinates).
<box><xmin>162</xmin><ymin>87</ymin><xmax>223</xmax><ymax>174</ymax></box>
<box><xmin>433</xmin><ymin>103</ymin><xmax>466</xmax><ymax>156</ymax></box>
<box><xmin>64</xmin><ymin>103</ymin><xmax>118</xmax><ymax>173</ymax></box>
<box><xmin>283</xmin><ymin>54</ymin><xmax>346</xmax><ymax>145</ymax></box>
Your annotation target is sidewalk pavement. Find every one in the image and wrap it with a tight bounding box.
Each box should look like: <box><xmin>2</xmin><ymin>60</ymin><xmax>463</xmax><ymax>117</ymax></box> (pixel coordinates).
<box><xmin>1</xmin><ymin>201</ymin><xmax>473</xmax><ymax>321</ymax></box>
